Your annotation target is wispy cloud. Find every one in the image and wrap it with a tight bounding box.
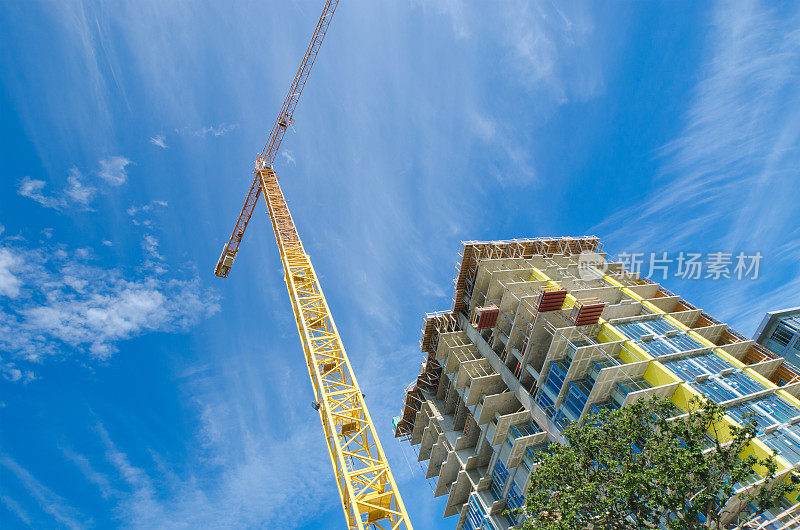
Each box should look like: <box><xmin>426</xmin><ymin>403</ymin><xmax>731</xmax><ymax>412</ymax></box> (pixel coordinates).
<box><xmin>98</xmin><ymin>156</ymin><xmax>132</xmax><ymax>186</ymax></box>
<box><xmin>0</xmin><ymin>494</ymin><xmax>33</xmax><ymax>526</ymax></box>
<box><xmin>593</xmin><ymin>0</ymin><xmax>800</xmax><ymax>332</ymax></box>
<box><xmin>0</xmin><ymin>247</ymin><xmax>23</xmax><ymax>298</ymax></box>
<box><xmin>126</xmin><ymin>200</ymin><xmax>168</xmax><ymax>217</ymax></box>
<box><xmin>0</xmin><ymin>457</ymin><xmax>86</xmax><ymax>529</ymax></box>
<box><xmin>149</xmin><ymin>135</ymin><xmax>168</xmax><ymax>149</ymax></box>
<box><xmin>429</xmin><ymin>1</ymin><xmax>603</xmax><ymax>102</ymax></box>
<box><xmin>0</xmin><ymin>234</ymin><xmax>218</xmax><ymax>364</ymax></box>
<box><xmin>280</xmin><ymin>149</ymin><xmax>296</xmax><ymax>166</ymax></box>
<box><xmin>177</xmin><ymin>123</ymin><xmax>237</xmax><ymax>138</ymax></box>
<box><xmin>17</xmin><ymin>168</ymin><xmax>96</xmax><ymax>211</ymax></box>
<box><xmin>17</xmin><ymin>157</ymin><xmax>132</xmax><ymax>211</ymax></box>
<box><xmin>57</xmin><ymin>374</ymin><xmax>335</xmax><ymax>528</ymax></box>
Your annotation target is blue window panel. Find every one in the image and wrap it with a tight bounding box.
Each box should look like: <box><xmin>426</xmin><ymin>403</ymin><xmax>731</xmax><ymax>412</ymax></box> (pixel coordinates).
<box><xmin>668</xmin><ymin>334</ymin><xmax>703</xmax><ymax>351</ymax></box>
<box><xmin>648</xmin><ymin>317</ymin><xmax>678</xmax><ymax>335</ymax></box>
<box><xmin>757</xmin><ymin>395</ymin><xmax>800</xmax><ymax>422</ymax></box>
<box><xmin>692</xmin><ymin>378</ymin><xmax>737</xmax><ymax>403</ymax></box>
<box><xmin>609</xmin><ymin>378</ymin><xmax>651</xmax><ymax>409</ymax></box>
<box><xmin>615</xmin><ymin>321</ymin><xmax>649</xmax><ymax>340</ymax></box>
<box><xmin>694</xmin><ymin>352</ymin><xmax>735</xmax><ymax>373</ymax></box>
<box><xmin>724</xmin><ymin>372</ymin><xmax>765</xmax><ymax>396</ymax></box>
<box><xmin>490</xmin><ymin>459</ymin><xmax>509</xmax><ymax>500</ymax></box>
<box><xmin>726</xmin><ymin>403</ymin><xmax>776</xmax><ymax>431</ymax></box>
<box><xmin>616</xmin><ymin>317</ymin><xmax>680</xmax><ymax>340</ymax></box>
<box><xmin>508</xmin><ymin>420</ymin><xmax>543</xmax><ymax>447</ymax></box>
<box><xmin>466</xmin><ymin>494</ymin><xmax>494</xmax><ymax>530</ymax></box>
<box><xmin>662</xmin><ymin>352</ymin><xmax>733</xmax><ymax>380</ymax></box>
<box><xmin>553</xmin><ymin>410</ymin><xmax>570</xmax><ymax>430</ymax></box>
<box><xmin>638</xmin><ymin>338</ymin><xmax>674</xmax><ymax>357</ymax></box>
<box><xmin>692</xmin><ymin>372</ymin><xmax>765</xmax><ymax>403</ymax></box>
<box><xmin>561</xmin><ymin>378</ymin><xmax>594</xmax><ymax>421</ymax></box>
<box><xmin>662</xmin><ymin>355</ymin><xmax>706</xmax><ymax>380</ymax></box>
<box><xmin>727</xmin><ymin>395</ymin><xmax>800</xmax><ymax>431</ymax></box>
<box><xmin>541</xmin><ymin>358</ymin><xmax>570</xmax><ymax>397</ymax></box>
<box><xmin>505</xmin><ymin>483</ymin><xmax>523</xmax><ymax>525</ymax></box>
<box><xmin>590</xmin><ymin>400</ymin><xmax>620</xmax><ymax>415</ymax></box>
<box><xmin>639</xmin><ymin>334</ymin><xmax>704</xmax><ymax>357</ymax></box>
<box><xmin>535</xmin><ymin>387</ymin><xmax>556</xmax><ymax>411</ymax></box>
<box><xmin>761</xmin><ymin>425</ymin><xmax>800</xmax><ymax>466</ymax></box>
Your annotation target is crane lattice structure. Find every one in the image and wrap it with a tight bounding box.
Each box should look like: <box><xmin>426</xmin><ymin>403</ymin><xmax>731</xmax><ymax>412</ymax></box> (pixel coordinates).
<box><xmin>213</xmin><ymin>2</ymin><xmax>412</xmax><ymax>529</ymax></box>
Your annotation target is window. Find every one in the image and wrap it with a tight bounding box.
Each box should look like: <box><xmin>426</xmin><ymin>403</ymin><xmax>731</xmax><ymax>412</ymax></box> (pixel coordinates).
<box><xmin>771</xmin><ymin>324</ymin><xmax>794</xmax><ymax>347</ymax></box>
<box><xmin>611</xmin><ymin>378</ymin><xmax>652</xmax><ymax>406</ymax></box>
<box><xmin>508</xmin><ymin>421</ymin><xmax>541</xmax><ymax>446</ymax></box>
<box><xmin>727</xmin><ymin>395</ymin><xmax>799</xmax><ymax>431</ymax></box>
<box><xmin>692</xmin><ymin>372</ymin><xmax>765</xmax><ymax>404</ymax></box>
<box><xmin>760</xmin><ymin>425</ymin><xmax>800</xmax><ymax>466</ymax></box>
<box><xmin>505</xmin><ymin>483</ymin><xmax>523</xmax><ymax>525</ymax></box>
<box><xmin>465</xmin><ymin>493</ymin><xmax>498</xmax><ymax>530</ymax></box>
<box><xmin>489</xmin><ymin>460</ymin><xmax>508</xmax><ymax>500</ymax></box>
<box><xmin>541</xmin><ymin>359</ymin><xmax>570</xmax><ymax>397</ymax></box>
<box><xmin>662</xmin><ymin>351</ymin><xmax>733</xmax><ymax>380</ymax></box>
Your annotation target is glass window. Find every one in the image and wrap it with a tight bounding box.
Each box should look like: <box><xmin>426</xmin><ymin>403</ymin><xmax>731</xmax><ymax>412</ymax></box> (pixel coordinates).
<box><xmin>692</xmin><ymin>378</ymin><xmax>737</xmax><ymax>403</ymax></box>
<box><xmin>727</xmin><ymin>395</ymin><xmax>799</xmax><ymax>431</ymax></box>
<box><xmin>505</xmin><ymin>483</ymin><xmax>523</xmax><ymax>525</ymax></box>
<box><xmin>611</xmin><ymin>378</ymin><xmax>651</xmax><ymax>406</ymax></box>
<box><xmin>760</xmin><ymin>425</ymin><xmax>800</xmax><ymax>466</ymax></box>
<box><xmin>636</xmin><ymin>334</ymin><xmax>704</xmax><ymax>357</ymax></box>
<box><xmin>490</xmin><ymin>459</ymin><xmax>508</xmax><ymax>500</ymax></box>
<box><xmin>662</xmin><ymin>352</ymin><xmax>733</xmax><ymax>380</ymax></box>
<box><xmin>692</xmin><ymin>372</ymin><xmax>765</xmax><ymax>403</ymax></box>
<box><xmin>771</xmin><ymin>325</ymin><xmax>794</xmax><ymax>347</ymax></box>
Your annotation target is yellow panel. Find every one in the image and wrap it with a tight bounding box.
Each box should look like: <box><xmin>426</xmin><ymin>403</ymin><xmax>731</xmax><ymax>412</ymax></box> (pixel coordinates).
<box><xmin>644</xmin><ymin>361</ymin><xmax>682</xmax><ymax>387</ymax></box>
<box><xmin>670</xmin><ymin>383</ymin><xmax>704</xmax><ymax>411</ymax></box>
<box><xmin>777</xmin><ymin>390</ymin><xmax>800</xmax><ymax>409</ymax></box>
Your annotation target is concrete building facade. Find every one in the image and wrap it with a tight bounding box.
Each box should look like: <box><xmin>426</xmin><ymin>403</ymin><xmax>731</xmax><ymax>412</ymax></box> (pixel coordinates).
<box><xmin>393</xmin><ymin>237</ymin><xmax>800</xmax><ymax>529</ymax></box>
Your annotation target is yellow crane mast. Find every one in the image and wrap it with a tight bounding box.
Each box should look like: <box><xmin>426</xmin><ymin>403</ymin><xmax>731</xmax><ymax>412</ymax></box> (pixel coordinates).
<box><xmin>214</xmin><ymin>2</ymin><xmax>412</xmax><ymax>529</ymax></box>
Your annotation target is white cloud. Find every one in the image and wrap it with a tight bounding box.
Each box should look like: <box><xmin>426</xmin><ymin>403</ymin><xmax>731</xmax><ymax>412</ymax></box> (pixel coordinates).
<box><xmin>280</xmin><ymin>149</ymin><xmax>296</xmax><ymax>166</ymax></box>
<box><xmin>0</xmin><ymin>457</ymin><xmax>86</xmax><ymax>529</ymax></box>
<box><xmin>0</xmin><ymin>494</ymin><xmax>32</xmax><ymax>526</ymax></box>
<box><xmin>0</xmin><ymin>247</ymin><xmax>23</xmax><ymax>298</ymax></box>
<box><xmin>1</xmin><ymin>362</ymin><xmax>34</xmax><ymax>383</ymax></box>
<box><xmin>149</xmin><ymin>134</ymin><xmax>168</xmax><ymax>149</ymax></box>
<box><xmin>17</xmin><ymin>159</ymin><xmax>130</xmax><ymax>210</ymax></box>
<box><xmin>178</xmin><ymin>124</ymin><xmax>237</xmax><ymax>138</ymax></box>
<box><xmin>63</xmin><ymin>167</ymin><xmax>97</xmax><ymax>206</ymax></box>
<box><xmin>593</xmin><ymin>0</ymin><xmax>800</xmax><ymax>331</ymax></box>
<box><xmin>0</xmin><ymin>238</ymin><xmax>219</xmax><ymax>363</ymax></box>
<box><xmin>126</xmin><ymin>200</ymin><xmax>168</xmax><ymax>217</ymax></box>
<box><xmin>58</xmin><ymin>371</ymin><xmax>335</xmax><ymax>528</ymax></box>
<box><xmin>98</xmin><ymin>156</ymin><xmax>132</xmax><ymax>186</ymax></box>
<box><xmin>17</xmin><ymin>177</ymin><xmax>67</xmax><ymax>210</ymax></box>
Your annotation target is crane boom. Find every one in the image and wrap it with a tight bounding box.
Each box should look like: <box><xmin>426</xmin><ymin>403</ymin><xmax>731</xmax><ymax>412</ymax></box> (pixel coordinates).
<box><xmin>214</xmin><ymin>0</ymin><xmax>338</xmax><ymax>278</ymax></box>
<box><xmin>258</xmin><ymin>164</ymin><xmax>411</xmax><ymax>529</ymax></box>
<box><xmin>212</xmin><ymin>1</ymin><xmax>413</xmax><ymax>528</ymax></box>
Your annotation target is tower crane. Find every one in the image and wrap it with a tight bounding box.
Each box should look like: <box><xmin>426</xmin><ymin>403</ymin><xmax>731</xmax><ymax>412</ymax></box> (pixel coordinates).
<box><xmin>213</xmin><ymin>2</ymin><xmax>412</xmax><ymax>528</ymax></box>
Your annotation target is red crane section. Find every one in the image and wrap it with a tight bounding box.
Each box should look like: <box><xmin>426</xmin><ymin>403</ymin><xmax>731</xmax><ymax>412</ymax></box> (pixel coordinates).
<box><xmin>214</xmin><ymin>0</ymin><xmax>339</xmax><ymax>278</ymax></box>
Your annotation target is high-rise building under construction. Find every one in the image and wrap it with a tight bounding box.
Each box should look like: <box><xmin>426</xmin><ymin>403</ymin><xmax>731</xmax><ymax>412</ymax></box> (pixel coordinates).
<box><xmin>394</xmin><ymin>237</ymin><xmax>800</xmax><ymax>529</ymax></box>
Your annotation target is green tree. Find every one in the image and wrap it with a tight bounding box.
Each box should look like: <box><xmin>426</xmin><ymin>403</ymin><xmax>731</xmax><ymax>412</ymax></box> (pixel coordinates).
<box><xmin>514</xmin><ymin>397</ymin><xmax>796</xmax><ymax>529</ymax></box>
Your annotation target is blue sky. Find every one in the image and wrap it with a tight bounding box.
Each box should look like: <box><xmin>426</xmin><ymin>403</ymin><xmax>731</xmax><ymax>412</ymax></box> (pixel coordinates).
<box><xmin>1</xmin><ymin>1</ymin><xmax>800</xmax><ymax>528</ymax></box>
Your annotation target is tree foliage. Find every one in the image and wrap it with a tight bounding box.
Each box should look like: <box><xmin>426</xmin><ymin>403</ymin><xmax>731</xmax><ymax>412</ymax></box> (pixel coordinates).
<box><xmin>516</xmin><ymin>397</ymin><xmax>796</xmax><ymax>529</ymax></box>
